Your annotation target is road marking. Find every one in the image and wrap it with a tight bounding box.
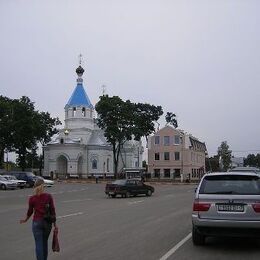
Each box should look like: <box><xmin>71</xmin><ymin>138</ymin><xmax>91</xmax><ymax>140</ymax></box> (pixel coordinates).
<box><xmin>62</xmin><ymin>198</ymin><xmax>92</xmax><ymax>203</ymax></box>
<box><xmin>159</xmin><ymin>232</ymin><xmax>192</xmax><ymax>260</ymax></box>
<box><xmin>128</xmin><ymin>200</ymin><xmax>144</xmax><ymax>205</ymax></box>
<box><xmin>57</xmin><ymin>212</ymin><xmax>84</xmax><ymax>219</ymax></box>
<box><xmin>165</xmin><ymin>194</ymin><xmax>175</xmax><ymax>197</ymax></box>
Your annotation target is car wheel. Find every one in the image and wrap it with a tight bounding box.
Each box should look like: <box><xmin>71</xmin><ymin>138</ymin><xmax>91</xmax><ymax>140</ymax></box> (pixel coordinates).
<box><xmin>125</xmin><ymin>191</ymin><xmax>130</xmax><ymax>198</ymax></box>
<box><xmin>1</xmin><ymin>184</ymin><xmax>6</xmax><ymax>190</ymax></box>
<box><xmin>192</xmin><ymin>226</ymin><xmax>205</xmax><ymax>246</ymax></box>
<box><xmin>111</xmin><ymin>194</ymin><xmax>116</xmax><ymax>198</ymax></box>
<box><xmin>146</xmin><ymin>190</ymin><xmax>152</xmax><ymax>196</ymax></box>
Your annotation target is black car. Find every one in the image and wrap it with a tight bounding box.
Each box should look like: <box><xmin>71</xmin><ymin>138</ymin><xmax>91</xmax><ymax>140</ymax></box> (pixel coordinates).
<box><xmin>7</xmin><ymin>171</ymin><xmax>37</xmax><ymax>187</ymax></box>
<box><xmin>105</xmin><ymin>179</ymin><xmax>154</xmax><ymax>198</ymax></box>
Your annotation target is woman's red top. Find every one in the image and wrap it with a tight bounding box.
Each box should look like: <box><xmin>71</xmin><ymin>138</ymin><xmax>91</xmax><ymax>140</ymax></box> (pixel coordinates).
<box><xmin>27</xmin><ymin>193</ymin><xmax>56</xmax><ymax>221</ymax></box>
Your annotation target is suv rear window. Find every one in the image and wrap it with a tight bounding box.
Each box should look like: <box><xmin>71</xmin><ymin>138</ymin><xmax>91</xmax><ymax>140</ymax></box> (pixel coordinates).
<box><xmin>199</xmin><ymin>175</ymin><xmax>260</xmax><ymax>195</ymax></box>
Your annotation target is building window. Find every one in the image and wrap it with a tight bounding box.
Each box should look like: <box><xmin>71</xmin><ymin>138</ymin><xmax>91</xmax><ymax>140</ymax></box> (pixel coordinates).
<box><xmin>164</xmin><ymin>169</ymin><xmax>170</xmax><ymax>178</ymax></box>
<box><xmin>73</xmin><ymin>107</ymin><xmax>76</xmax><ymax>117</ymax></box>
<box><xmin>155</xmin><ymin>136</ymin><xmax>160</xmax><ymax>145</ymax></box>
<box><xmin>107</xmin><ymin>158</ymin><xmax>109</xmax><ymax>172</ymax></box>
<box><xmin>154</xmin><ymin>169</ymin><xmax>160</xmax><ymax>178</ymax></box>
<box><xmin>164</xmin><ymin>136</ymin><xmax>170</xmax><ymax>146</ymax></box>
<box><xmin>82</xmin><ymin>107</ymin><xmax>86</xmax><ymax>117</ymax></box>
<box><xmin>164</xmin><ymin>152</ymin><xmax>170</xmax><ymax>160</ymax></box>
<box><xmin>92</xmin><ymin>159</ymin><xmax>97</xmax><ymax>169</ymax></box>
<box><xmin>174</xmin><ymin>169</ymin><xmax>181</xmax><ymax>177</ymax></box>
<box><xmin>175</xmin><ymin>152</ymin><xmax>180</xmax><ymax>161</ymax></box>
<box><xmin>174</xmin><ymin>135</ymin><xmax>180</xmax><ymax>145</ymax></box>
<box><xmin>155</xmin><ymin>153</ymin><xmax>160</xmax><ymax>160</ymax></box>
<box><xmin>60</xmin><ymin>138</ymin><xmax>64</xmax><ymax>144</ymax></box>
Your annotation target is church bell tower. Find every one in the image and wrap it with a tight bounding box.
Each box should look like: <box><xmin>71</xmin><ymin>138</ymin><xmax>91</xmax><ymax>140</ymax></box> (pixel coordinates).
<box><xmin>64</xmin><ymin>55</ymin><xmax>94</xmax><ymax>131</ymax></box>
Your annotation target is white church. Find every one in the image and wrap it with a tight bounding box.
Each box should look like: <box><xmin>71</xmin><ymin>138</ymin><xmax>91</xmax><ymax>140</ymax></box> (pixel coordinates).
<box><xmin>43</xmin><ymin>64</ymin><xmax>143</xmax><ymax>178</ymax></box>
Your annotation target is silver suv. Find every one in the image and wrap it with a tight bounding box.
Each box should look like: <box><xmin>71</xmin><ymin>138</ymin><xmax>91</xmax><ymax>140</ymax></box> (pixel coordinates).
<box><xmin>192</xmin><ymin>172</ymin><xmax>260</xmax><ymax>245</ymax></box>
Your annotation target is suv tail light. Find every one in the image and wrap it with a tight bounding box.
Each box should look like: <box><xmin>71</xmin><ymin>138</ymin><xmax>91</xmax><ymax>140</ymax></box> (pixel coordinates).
<box><xmin>193</xmin><ymin>201</ymin><xmax>211</xmax><ymax>212</ymax></box>
<box><xmin>252</xmin><ymin>203</ymin><xmax>260</xmax><ymax>213</ymax></box>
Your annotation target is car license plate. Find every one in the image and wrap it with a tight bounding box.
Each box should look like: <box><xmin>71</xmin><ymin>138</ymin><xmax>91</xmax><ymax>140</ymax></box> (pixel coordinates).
<box><xmin>217</xmin><ymin>204</ymin><xmax>244</xmax><ymax>212</ymax></box>
<box><xmin>109</xmin><ymin>192</ymin><xmax>115</xmax><ymax>195</ymax></box>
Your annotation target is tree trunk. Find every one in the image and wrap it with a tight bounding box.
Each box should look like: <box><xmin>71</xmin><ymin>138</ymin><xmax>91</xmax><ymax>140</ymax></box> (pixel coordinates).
<box><xmin>39</xmin><ymin>149</ymin><xmax>43</xmax><ymax>176</ymax></box>
<box><xmin>0</xmin><ymin>148</ymin><xmax>4</xmax><ymax>168</ymax></box>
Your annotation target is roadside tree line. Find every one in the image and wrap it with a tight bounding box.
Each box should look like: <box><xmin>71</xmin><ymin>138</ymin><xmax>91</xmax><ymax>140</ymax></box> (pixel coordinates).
<box><xmin>206</xmin><ymin>141</ymin><xmax>260</xmax><ymax>172</ymax></box>
<box><xmin>0</xmin><ymin>95</ymin><xmax>61</xmax><ymax>172</ymax></box>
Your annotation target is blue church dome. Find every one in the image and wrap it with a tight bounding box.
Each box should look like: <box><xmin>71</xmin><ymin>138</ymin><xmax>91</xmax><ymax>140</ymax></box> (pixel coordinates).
<box><xmin>66</xmin><ymin>84</ymin><xmax>93</xmax><ymax>108</ymax></box>
<box><xmin>65</xmin><ymin>64</ymin><xmax>94</xmax><ymax>109</ymax></box>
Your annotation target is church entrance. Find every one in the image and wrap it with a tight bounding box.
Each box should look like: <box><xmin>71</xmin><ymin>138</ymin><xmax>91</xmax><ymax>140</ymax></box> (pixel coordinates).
<box><xmin>56</xmin><ymin>155</ymin><xmax>68</xmax><ymax>178</ymax></box>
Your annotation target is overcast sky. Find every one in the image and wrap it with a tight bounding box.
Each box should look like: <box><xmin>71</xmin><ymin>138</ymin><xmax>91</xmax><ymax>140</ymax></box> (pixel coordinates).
<box><xmin>1</xmin><ymin>0</ymin><xmax>260</xmax><ymax>157</ymax></box>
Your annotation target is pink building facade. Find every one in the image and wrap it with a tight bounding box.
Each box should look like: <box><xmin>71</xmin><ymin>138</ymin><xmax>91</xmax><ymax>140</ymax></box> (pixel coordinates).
<box><xmin>147</xmin><ymin>126</ymin><xmax>207</xmax><ymax>181</ymax></box>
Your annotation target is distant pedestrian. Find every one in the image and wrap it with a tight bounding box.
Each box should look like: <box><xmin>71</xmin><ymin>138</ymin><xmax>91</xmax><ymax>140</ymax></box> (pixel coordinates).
<box><xmin>95</xmin><ymin>175</ymin><xmax>98</xmax><ymax>184</ymax></box>
<box><xmin>20</xmin><ymin>177</ymin><xmax>57</xmax><ymax>260</ymax></box>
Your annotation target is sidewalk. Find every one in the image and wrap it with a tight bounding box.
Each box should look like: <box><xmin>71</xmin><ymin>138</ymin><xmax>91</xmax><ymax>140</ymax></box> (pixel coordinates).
<box><xmin>57</xmin><ymin>178</ymin><xmax>198</xmax><ymax>185</ymax></box>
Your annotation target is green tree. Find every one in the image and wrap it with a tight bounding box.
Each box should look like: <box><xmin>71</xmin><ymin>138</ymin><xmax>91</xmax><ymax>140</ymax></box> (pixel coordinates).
<box><xmin>205</xmin><ymin>155</ymin><xmax>220</xmax><ymax>172</ymax></box>
<box><xmin>217</xmin><ymin>141</ymin><xmax>232</xmax><ymax>172</ymax></box>
<box><xmin>165</xmin><ymin>112</ymin><xmax>178</xmax><ymax>128</ymax></box>
<box><xmin>34</xmin><ymin>112</ymin><xmax>61</xmax><ymax>175</ymax></box>
<box><xmin>0</xmin><ymin>96</ymin><xmax>14</xmax><ymax>167</ymax></box>
<box><xmin>12</xmin><ymin>97</ymin><xmax>39</xmax><ymax>170</ymax></box>
<box><xmin>0</xmin><ymin>95</ymin><xmax>61</xmax><ymax>171</ymax></box>
<box><xmin>95</xmin><ymin>95</ymin><xmax>163</xmax><ymax>176</ymax></box>
<box><xmin>244</xmin><ymin>153</ymin><xmax>260</xmax><ymax>168</ymax></box>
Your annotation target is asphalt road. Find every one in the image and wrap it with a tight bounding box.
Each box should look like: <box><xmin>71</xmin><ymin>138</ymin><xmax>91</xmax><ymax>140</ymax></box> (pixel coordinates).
<box><xmin>1</xmin><ymin>182</ymin><xmax>260</xmax><ymax>260</ymax></box>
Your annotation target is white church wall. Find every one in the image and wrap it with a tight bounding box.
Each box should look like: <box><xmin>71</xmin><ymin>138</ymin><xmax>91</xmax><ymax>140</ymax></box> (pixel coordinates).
<box><xmin>65</xmin><ymin>118</ymin><xmax>94</xmax><ymax>131</ymax></box>
<box><xmin>65</xmin><ymin>128</ymin><xmax>92</xmax><ymax>145</ymax></box>
<box><xmin>88</xmin><ymin>149</ymin><xmax>113</xmax><ymax>176</ymax></box>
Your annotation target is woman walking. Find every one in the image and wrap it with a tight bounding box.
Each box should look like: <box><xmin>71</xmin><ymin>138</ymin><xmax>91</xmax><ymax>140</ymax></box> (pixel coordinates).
<box><xmin>20</xmin><ymin>177</ymin><xmax>56</xmax><ymax>260</ymax></box>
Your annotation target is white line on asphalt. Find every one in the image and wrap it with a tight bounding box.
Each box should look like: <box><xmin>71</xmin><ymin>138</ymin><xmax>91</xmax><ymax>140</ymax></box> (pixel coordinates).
<box><xmin>62</xmin><ymin>198</ymin><xmax>92</xmax><ymax>203</ymax></box>
<box><xmin>165</xmin><ymin>194</ymin><xmax>175</xmax><ymax>197</ymax></box>
<box><xmin>57</xmin><ymin>212</ymin><xmax>84</xmax><ymax>219</ymax></box>
<box><xmin>159</xmin><ymin>232</ymin><xmax>192</xmax><ymax>260</ymax></box>
<box><xmin>128</xmin><ymin>200</ymin><xmax>144</xmax><ymax>205</ymax></box>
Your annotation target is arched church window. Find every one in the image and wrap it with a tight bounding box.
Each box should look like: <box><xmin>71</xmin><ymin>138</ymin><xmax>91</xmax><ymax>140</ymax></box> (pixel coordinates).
<box><xmin>60</xmin><ymin>138</ymin><xmax>64</xmax><ymax>144</ymax></box>
<box><xmin>107</xmin><ymin>158</ymin><xmax>109</xmax><ymax>172</ymax></box>
<box><xmin>73</xmin><ymin>107</ymin><xmax>76</xmax><ymax>117</ymax></box>
<box><xmin>82</xmin><ymin>107</ymin><xmax>86</xmax><ymax>117</ymax></box>
<box><xmin>92</xmin><ymin>159</ymin><xmax>97</xmax><ymax>169</ymax></box>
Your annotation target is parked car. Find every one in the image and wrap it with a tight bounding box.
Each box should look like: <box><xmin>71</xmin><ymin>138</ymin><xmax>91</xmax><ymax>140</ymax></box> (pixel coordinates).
<box><xmin>8</xmin><ymin>171</ymin><xmax>37</xmax><ymax>187</ymax></box>
<box><xmin>0</xmin><ymin>176</ymin><xmax>17</xmax><ymax>190</ymax></box>
<box><xmin>37</xmin><ymin>177</ymin><xmax>54</xmax><ymax>187</ymax></box>
<box><xmin>192</xmin><ymin>172</ymin><xmax>260</xmax><ymax>245</ymax></box>
<box><xmin>229</xmin><ymin>166</ymin><xmax>260</xmax><ymax>174</ymax></box>
<box><xmin>105</xmin><ymin>179</ymin><xmax>154</xmax><ymax>198</ymax></box>
<box><xmin>2</xmin><ymin>175</ymin><xmax>26</xmax><ymax>189</ymax></box>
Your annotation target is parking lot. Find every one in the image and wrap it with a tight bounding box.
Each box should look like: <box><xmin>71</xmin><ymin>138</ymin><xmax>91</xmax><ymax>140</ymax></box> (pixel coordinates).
<box><xmin>1</xmin><ymin>182</ymin><xmax>260</xmax><ymax>260</ymax></box>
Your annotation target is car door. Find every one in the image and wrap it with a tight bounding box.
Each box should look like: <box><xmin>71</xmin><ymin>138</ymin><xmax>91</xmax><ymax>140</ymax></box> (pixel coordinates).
<box><xmin>136</xmin><ymin>180</ymin><xmax>146</xmax><ymax>195</ymax></box>
<box><xmin>126</xmin><ymin>180</ymin><xmax>136</xmax><ymax>194</ymax></box>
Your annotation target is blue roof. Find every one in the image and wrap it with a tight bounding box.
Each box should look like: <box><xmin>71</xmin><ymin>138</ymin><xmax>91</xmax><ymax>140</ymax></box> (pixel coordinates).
<box><xmin>66</xmin><ymin>84</ymin><xmax>93</xmax><ymax>108</ymax></box>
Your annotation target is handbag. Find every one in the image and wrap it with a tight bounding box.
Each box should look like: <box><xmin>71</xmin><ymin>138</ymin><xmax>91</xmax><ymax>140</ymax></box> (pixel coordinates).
<box><xmin>52</xmin><ymin>227</ymin><xmax>60</xmax><ymax>252</ymax></box>
<box><xmin>44</xmin><ymin>202</ymin><xmax>56</xmax><ymax>224</ymax></box>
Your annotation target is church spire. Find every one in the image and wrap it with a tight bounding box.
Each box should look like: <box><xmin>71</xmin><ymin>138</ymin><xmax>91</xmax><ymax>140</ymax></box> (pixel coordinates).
<box><xmin>65</xmin><ymin>55</ymin><xmax>93</xmax><ymax>109</ymax></box>
<box><xmin>76</xmin><ymin>54</ymin><xmax>84</xmax><ymax>84</ymax></box>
